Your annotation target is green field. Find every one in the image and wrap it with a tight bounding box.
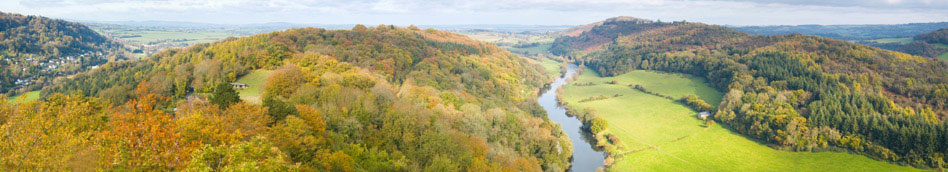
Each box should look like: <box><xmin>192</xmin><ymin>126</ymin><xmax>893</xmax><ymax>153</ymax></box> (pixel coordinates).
<box><xmin>537</xmin><ymin>58</ymin><xmax>562</xmax><ymax>78</ymax></box>
<box><xmin>113</xmin><ymin>30</ymin><xmax>237</xmax><ymax>45</ymax></box>
<box><xmin>935</xmin><ymin>44</ymin><xmax>948</xmax><ymax>62</ymax></box>
<box><xmin>561</xmin><ymin>69</ymin><xmax>923</xmax><ymax>171</ymax></box>
<box><xmin>235</xmin><ymin>70</ymin><xmax>272</xmax><ymax>104</ymax></box>
<box><xmin>869</xmin><ymin>37</ymin><xmax>913</xmax><ymax>44</ymax></box>
<box><xmin>503</xmin><ymin>42</ymin><xmax>553</xmax><ymax>55</ymax></box>
<box><xmin>6</xmin><ymin>91</ymin><xmax>40</xmax><ymax>103</ymax></box>
<box><xmin>462</xmin><ymin>32</ymin><xmax>556</xmax><ymax>45</ymax></box>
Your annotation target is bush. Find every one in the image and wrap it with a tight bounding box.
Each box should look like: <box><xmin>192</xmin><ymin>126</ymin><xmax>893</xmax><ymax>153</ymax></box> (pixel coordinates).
<box><xmin>588</xmin><ymin>117</ymin><xmax>608</xmax><ymax>134</ymax></box>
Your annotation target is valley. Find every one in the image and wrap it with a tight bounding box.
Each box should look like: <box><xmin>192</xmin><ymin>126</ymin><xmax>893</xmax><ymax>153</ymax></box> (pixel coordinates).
<box><xmin>560</xmin><ymin>69</ymin><xmax>921</xmax><ymax>171</ymax></box>
<box><xmin>2</xmin><ymin>2</ymin><xmax>948</xmax><ymax>171</ymax></box>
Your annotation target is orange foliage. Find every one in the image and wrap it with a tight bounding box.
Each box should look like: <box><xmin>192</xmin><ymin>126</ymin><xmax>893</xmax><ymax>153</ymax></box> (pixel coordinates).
<box><xmin>98</xmin><ymin>85</ymin><xmax>195</xmax><ymax>170</ymax></box>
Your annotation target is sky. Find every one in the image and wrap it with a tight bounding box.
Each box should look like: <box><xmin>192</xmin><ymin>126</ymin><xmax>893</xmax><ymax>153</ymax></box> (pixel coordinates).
<box><xmin>1</xmin><ymin>0</ymin><xmax>947</xmax><ymax>26</ymax></box>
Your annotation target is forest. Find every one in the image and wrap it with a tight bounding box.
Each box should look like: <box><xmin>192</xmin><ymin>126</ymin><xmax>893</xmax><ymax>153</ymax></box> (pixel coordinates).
<box><xmin>0</xmin><ymin>12</ymin><xmax>122</xmax><ymax>95</ymax></box>
<box><xmin>888</xmin><ymin>29</ymin><xmax>948</xmax><ymax>58</ymax></box>
<box><xmin>553</xmin><ymin>17</ymin><xmax>948</xmax><ymax>169</ymax></box>
<box><xmin>2</xmin><ymin>25</ymin><xmax>573</xmax><ymax>171</ymax></box>
<box><xmin>732</xmin><ymin>22</ymin><xmax>948</xmax><ymax>41</ymax></box>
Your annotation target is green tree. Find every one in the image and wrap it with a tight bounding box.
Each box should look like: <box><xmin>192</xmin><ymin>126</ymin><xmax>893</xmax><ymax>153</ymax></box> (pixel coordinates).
<box><xmin>263</xmin><ymin>96</ymin><xmax>296</xmax><ymax>123</ymax></box>
<box><xmin>210</xmin><ymin>82</ymin><xmax>240</xmax><ymax>109</ymax></box>
<box><xmin>589</xmin><ymin>117</ymin><xmax>608</xmax><ymax>134</ymax></box>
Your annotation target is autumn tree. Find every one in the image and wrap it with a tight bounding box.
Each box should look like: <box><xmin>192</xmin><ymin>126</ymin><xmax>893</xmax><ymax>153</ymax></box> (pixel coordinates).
<box><xmin>264</xmin><ymin>64</ymin><xmax>306</xmax><ymax>99</ymax></box>
<box><xmin>184</xmin><ymin>136</ymin><xmax>298</xmax><ymax>171</ymax></box>
<box><xmin>0</xmin><ymin>94</ymin><xmax>109</xmax><ymax>171</ymax></box>
<box><xmin>268</xmin><ymin>105</ymin><xmax>354</xmax><ymax>171</ymax></box>
<box><xmin>176</xmin><ymin>102</ymin><xmax>271</xmax><ymax>146</ymax></box>
<box><xmin>99</xmin><ymin>85</ymin><xmax>194</xmax><ymax>170</ymax></box>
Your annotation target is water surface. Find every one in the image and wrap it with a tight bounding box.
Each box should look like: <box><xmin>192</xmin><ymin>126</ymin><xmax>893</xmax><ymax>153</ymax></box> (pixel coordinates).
<box><xmin>537</xmin><ymin>64</ymin><xmax>606</xmax><ymax>172</ymax></box>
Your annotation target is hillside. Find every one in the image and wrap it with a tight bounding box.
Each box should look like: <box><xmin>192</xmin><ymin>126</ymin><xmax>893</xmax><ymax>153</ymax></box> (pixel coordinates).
<box><xmin>0</xmin><ymin>11</ymin><xmax>120</xmax><ymax>95</ymax></box>
<box><xmin>554</xmin><ymin>18</ymin><xmax>948</xmax><ymax>169</ymax></box>
<box><xmin>731</xmin><ymin>22</ymin><xmax>948</xmax><ymax>41</ymax></box>
<box><xmin>550</xmin><ymin>16</ymin><xmax>660</xmax><ymax>56</ymax></box>
<box><xmin>895</xmin><ymin>29</ymin><xmax>948</xmax><ymax>59</ymax></box>
<box><xmin>3</xmin><ymin>25</ymin><xmax>571</xmax><ymax>171</ymax></box>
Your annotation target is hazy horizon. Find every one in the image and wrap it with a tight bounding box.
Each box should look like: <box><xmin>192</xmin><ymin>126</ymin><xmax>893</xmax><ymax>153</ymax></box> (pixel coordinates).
<box><xmin>1</xmin><ymin>0</ymin><xmax>946</xmax><ymax>26</ymax></box>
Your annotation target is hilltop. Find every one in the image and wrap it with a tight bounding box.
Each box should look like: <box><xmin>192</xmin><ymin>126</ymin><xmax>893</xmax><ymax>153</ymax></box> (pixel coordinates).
<box><xmin>0</xmin><ymin>11</ymin><xmax>121</xmax><ymax>95</ymax></box>
<box><xmin>4</xmin><ymin>25</ymin><xmax>571</xmax><ymax>171</ymax></box>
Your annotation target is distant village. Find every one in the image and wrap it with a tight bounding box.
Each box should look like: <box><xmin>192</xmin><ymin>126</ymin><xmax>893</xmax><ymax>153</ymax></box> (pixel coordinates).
<box><xmin>4</xmin><ymin>50</ymin><xmax>104</xmax><ymax>91</ymax></box>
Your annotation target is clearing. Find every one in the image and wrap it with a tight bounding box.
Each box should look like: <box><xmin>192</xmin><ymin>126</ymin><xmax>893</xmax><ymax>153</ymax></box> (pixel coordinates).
<box><xmin>537</xmin><ymin>58</ymin><xmax>562</xmax><ymax>78</ymax></box>
<box><xmin>5</xmin><ymin>91</ymin><xmax>40</xmax><ymax>103</ymax></box>
<box><xmin>234</xmin><ymin>70</ymin><xmax>272</xmax><ymax>104</ymax></box>
<box><xmin>869</xmin><ymin>37</ymin><xmax>913</xmax><ymax>44</ymax></box>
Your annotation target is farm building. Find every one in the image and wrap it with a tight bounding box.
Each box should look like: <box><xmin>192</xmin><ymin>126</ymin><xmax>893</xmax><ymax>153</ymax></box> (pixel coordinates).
<box><xmin>698</xmin><ymin>111</ymin><xmax>711</xmax><ymax>120</ymax></box>
<box><xmin>230</xmin><ymin>83</ymin><xmax>249</xmax><ymax>89</ymax></box>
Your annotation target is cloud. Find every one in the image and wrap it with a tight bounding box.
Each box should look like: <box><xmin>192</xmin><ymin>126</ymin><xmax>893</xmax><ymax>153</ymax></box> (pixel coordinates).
<box><xmin>716</xmin><ymin>0</ymin><xmax>948</xmax><ymax>9</ymax></box>
<box><xmin>0</xmin><ymin>0</ymin><xmax>945</xmax><ymax>25</ymax></box>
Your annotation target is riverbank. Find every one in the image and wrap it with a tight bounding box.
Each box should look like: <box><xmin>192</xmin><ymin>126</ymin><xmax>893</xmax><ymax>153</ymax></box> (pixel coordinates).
<box><xmin>558</xmin><ymin>68</ymin><xmax>922</xmax><ymax>171</ymax></box>
<box><xmin>538</xmin><ymin>63</ymin><xmax>607</xmax><ymax>172</ymax></box>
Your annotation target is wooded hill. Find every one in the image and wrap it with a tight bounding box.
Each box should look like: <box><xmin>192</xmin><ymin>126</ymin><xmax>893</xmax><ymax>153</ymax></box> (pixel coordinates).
<box><xmin>0</xmin><ymin>11</ymin><xmax>120</xmax><ymax>95</ymax></box>
<box><xmin>553</xmin><ymin>17</ymin><xmax>948</xmax><ymax>169</ymax></box>
<box><xmin>3</xmin><ymin>25</ymin><xmax>571</xmax><ymax>171</ymax></box>
<box><xmin>891</xmin><ymin>29</ymin><xmax>948</xmax><ymax>58</ymax></box>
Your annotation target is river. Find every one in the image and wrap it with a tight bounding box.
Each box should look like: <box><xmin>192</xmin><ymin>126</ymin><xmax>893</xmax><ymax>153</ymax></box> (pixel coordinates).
<box><xmin>537</xmin><ymin>63</ymin><xmax>606</xmax><ymax>172</ymax></box>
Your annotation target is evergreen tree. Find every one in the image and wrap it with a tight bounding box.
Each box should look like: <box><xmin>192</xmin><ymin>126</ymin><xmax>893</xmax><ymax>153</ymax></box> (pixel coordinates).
<box><xmin>262</xmin><ymin>96</ymin><xmax>295</xmax><ymax>124</ymax></box>
<box><xmin>210</xmin><ymin>82</ymin><xmax>240</xmax><ymax>109</ymax></box>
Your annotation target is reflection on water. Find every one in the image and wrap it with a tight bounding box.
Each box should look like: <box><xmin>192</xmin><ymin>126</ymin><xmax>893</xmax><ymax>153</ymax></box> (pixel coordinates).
<box><xmin>538</xmin><ymin>64</ymin><xmax>606</xmax><ymax>172</ymax></box>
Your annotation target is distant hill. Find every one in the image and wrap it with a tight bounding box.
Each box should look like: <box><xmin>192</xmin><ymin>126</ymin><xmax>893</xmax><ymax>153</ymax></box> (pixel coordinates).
<box><xmin>555</xmin><ymin>17</ymin><xmax>948</xmax><ymax>169</ymax></box>
<box><xmin>0</xmin><ymin>11</ymin><xmax>119</xmax><ymax>95</ymax></box>
<box><xmin>731</xmin><ymin>22</ymin><xmax>948</xmax><ymax>41</ymax></box>
<box><xmin>901</xmin><ymin>29</ymin><xmax>948</xmax><ymax>58</ymax></box>
<box><xmin>550</xmin><ymin>16</ymin><xmax>660</xmax><ymax>56</ymax></box>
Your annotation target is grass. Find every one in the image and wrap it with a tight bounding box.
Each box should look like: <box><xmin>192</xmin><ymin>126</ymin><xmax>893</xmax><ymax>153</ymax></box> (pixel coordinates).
<box><xmin>115</xmin><ymin>30</ymin><xmax>237</xmax><ymax>45</ymax></box>
<box><xmin>6</xmin><ymin>91</ymin><xmax>40</xmax><ymax>103</ymax></box>
<box><xmin>934</xmin><ymin>44</ymin><xmax>948</xmax><ymax>62</ymax></box>
<box><xmin>938</xmin><ymin>53</ymin><xmax>948</xmax><ymax>62</ymax></box>
<box><xmin>503</xmin><ymin>42</ymin><xmax>553</xmax><ymax>55</ymax></box>
<box><xmin>869</xmin><ymin>37</ymin><xmax>913</xmax><ymax>44</ymax></box>
<box><xmin>561</xmin><ymin>69</ymin><xmax>923</xmax><ymax>171</ymax></box>
<box><xmin>537</xmin><ymin>58</ymin><xmax>562</xmax><ymax>78</ymax></box>
<box><xmin>461</xmin><ymin>32</ymin><xmax>556</xmax><ymax>45</ymax></box>
<box><xmin>235</xmin><ymin>70</ymin><xmax>272</xmax><ymax>104</ymax></box>
<box><xmin>933</xmin><ymin>43</ymin><xmax>948</xmax><ymax>49</ymax></box>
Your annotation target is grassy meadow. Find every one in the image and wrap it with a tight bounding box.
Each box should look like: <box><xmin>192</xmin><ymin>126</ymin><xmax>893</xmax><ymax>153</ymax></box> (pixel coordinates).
<box><xmin>504</xmin><ymin>42</ymin><xmax>553</xmax><ymax>55</ymax></box>
<box><xmin>115</xmin><ymin>30</ymin><xmax>237</xmax><ymax>45</ymax></box>
<box><xmin>537</xmin><ymin>58</ymin><xmax>562</xmax><ymax>78</ymax></box>
<box><xmin>869</xmin><ymin>37</ymin><xmax>913</xmax><ymax>44</ymax></box>
<box><xmin>234</xmin><ymin>70</ymin><xmax>272</xmax><ymax>104</ymax></box>
<box><xmin>560</xmin><ymin>69</ymin><xmax>924</xmax><ymax>171</ymax></box>
<box><xmin>5</xmin><ymin>91</ymin><xmax>40</xmax><ymax>103</ymax></box>
<box><xmin>934</xmin><ymin>44</ymin><xmax>948</xmax><ymax>62</ymax></box>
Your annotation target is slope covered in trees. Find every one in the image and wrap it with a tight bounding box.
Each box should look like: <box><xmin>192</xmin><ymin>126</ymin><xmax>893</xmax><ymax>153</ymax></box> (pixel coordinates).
<box><xmin>0</xmin><ymin>11</ymin><xmax>120</xmax><ymax>95</ymax></box>
<box><xmin>731</xmin><ymin>22</ymin><xmax>948</xmax><ymax>41</ymax></box>
<box><xmin>554</xmin><ymin>17</ymin><xmax>948</xmax><ymax>169</ymax></box>
<box><xmin>893</xmin><ymin>29</ymin><xmax>948</xmax><ymax>58</ymax></box>
<box><xmin>4</xmin><ymin>25</ymin><xmax>571</xmax><ymax>171</ymax></box>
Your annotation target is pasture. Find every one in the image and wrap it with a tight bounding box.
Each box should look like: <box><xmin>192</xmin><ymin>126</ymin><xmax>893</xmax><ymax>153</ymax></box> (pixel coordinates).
<box><xmin>234</xmin><ymin>70</ymin><xmax>272</xmax><ymax>104</ymax></box>
<box><xmin>6</xmin><ymin>91</ymin><xmax>40</xmax><ymax>103</ymax></box>
<box><xmin>537</xmin><ymin>58</ymin><xmax>562</xmax><ymax>78</ymax></box>
<box><xmin>560</xmin><ymin>69</ymin><xmax>923</xmax><ymax>171</ymax></box>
